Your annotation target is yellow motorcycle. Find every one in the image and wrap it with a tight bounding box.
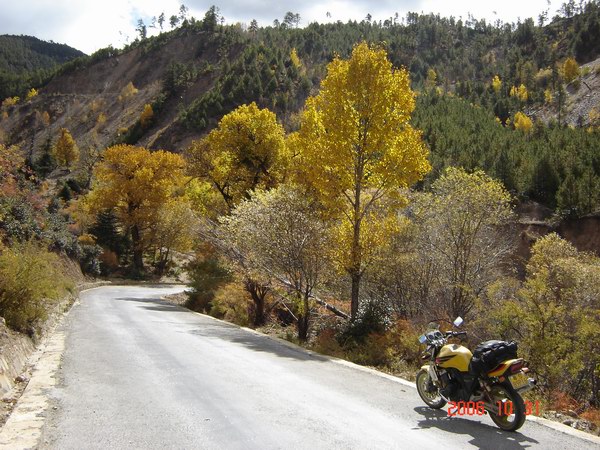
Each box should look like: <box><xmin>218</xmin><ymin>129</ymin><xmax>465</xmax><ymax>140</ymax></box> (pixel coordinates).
<box><xmin>416</xmin><ymin>317</ymin><xmax>536</xmax><ymax>431</ymax></box>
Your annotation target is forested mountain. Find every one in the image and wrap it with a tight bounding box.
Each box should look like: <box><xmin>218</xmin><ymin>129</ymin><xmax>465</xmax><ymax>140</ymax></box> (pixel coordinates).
<box><xmin>0</xmin><ymin>35</ymin><xmax>85</xmax><ymax>99</ymax></box>
<box><xmin>1</xmin><ymin>2</ymin><xmax>600</xmax><ymax>215</ymax></box>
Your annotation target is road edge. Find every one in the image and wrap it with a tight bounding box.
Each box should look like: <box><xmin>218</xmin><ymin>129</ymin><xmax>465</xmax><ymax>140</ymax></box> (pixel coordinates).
<box><xmin>0</xmin><ymin>284</ymin><xmax>108</xmax><ymax>450</ymax></box>
<box><xmin>191</xmin><ymin>308</ymin><xmax>600</xmax><ymax>446</ymax></box>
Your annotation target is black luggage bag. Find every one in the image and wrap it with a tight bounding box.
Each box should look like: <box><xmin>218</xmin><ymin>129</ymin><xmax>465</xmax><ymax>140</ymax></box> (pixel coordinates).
<box><xmin>469</xmin><ymin>340</ymin><xmax>518</xmax><ymax>375</ymax></box>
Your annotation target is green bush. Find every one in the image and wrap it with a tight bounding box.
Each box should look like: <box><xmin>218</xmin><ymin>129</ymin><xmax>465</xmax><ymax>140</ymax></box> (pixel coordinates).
<box><xmin>485</xmin><ymin>234</ymin><xmax>600</xmax><ymax>407</ymax></box>
<box><xmin>185</xmin><ymin>256</ymin><xmax>230</xmax><ymax>313</ymax></box>
<box><xmin>338</xmin><ymin>298</ymin><xmax>392</xmax><ymax>345</ymax></box>
<box><xmin>78</xmin><ymin>243</ymin><xmax>102</xmax><ymax>276</ymax></box>
<box><xmin>342</xmin><ymin>320</ymin><xmax>422</xmax><ymax>369</ymax></box>
<box><xmin>0</xmin><ymin>242</ymin><xmax>71</xmax><ymax>333</ymax></box>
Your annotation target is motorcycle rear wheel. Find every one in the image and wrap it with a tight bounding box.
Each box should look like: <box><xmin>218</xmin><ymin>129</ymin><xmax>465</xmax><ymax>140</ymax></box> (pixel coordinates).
<box><xmin>488</xmin><ymin>382</ymin><xmax>526</xmax><ymax>431</ymax></box>
<box><xmin>416</xmin><ymin>369</ymin><xmax>447</xmax><ymax>409</ymax></box>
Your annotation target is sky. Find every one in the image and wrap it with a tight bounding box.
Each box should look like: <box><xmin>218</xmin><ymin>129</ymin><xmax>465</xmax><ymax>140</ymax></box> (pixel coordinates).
<box><xmin>0</xmin><ymin>0</ymin><xmax>558</xmax><ymax>54</ymax></box>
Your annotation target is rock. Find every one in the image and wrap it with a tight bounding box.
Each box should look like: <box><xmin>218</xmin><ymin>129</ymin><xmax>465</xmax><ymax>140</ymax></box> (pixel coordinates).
<box><xmin>1</xmin><ymin>395</ymin><xmax>15</xmax><ymax>403</ymax></box>
<box><xmin>15</xmin><ymin>374</ymin><xmax>29</xmax><ymax>383</ymax></box>
<box><xmin>566</xmin><ymin>409</ymin><xmax>579</xmax><ymax>418</ymax></box>
<box><xmin>563</xmin><ymin>418</ymin><xmax>575</xmax><ymax>426</ymax></box>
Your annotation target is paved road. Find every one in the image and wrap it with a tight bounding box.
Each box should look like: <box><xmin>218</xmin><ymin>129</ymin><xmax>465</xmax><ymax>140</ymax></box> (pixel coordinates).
<box><xmin>40</xmin><ymin>286</ymin><xmax>596</xmax><ymax>449</ymax></box>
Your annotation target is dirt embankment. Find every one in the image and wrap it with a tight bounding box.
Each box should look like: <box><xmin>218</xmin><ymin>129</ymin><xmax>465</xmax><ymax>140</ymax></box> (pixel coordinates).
<box><xmin>516</xmin><ymin>201</ymin><xmax>600</xmax><ymax>268</ymax></box>
<box><xmin>0</xmin><ymin>269</ymin><xmax>108</xmax><ymax>427</ymax></box>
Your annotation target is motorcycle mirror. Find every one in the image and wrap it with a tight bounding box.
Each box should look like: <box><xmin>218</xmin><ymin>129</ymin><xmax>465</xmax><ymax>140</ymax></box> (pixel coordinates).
<box><xmin>418</xmin><ymin>334</ymin><xmax>427</xmax><ymax>344</ymax></box>
<box><xmin>453</xmin><ymin>316</ymin><xmax>464</xmax><ymax>327</ymax></box>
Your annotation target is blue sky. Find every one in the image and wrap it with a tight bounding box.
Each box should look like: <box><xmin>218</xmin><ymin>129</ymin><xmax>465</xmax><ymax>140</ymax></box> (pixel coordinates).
<box><xmin>0</xmin><ymin>0</ymin><xmax>558</xmax><ymax>54</ymax></box>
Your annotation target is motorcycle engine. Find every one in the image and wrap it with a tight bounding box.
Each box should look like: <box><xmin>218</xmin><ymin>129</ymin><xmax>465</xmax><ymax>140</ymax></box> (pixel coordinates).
<box><xmin>439</xmin><ymin>370</ymin><xmax>463</xmax><ymax>401</ymax></box>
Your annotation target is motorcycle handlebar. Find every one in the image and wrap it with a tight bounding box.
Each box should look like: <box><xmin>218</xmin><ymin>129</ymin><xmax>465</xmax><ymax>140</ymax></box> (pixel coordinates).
<box><xmin>446</xmin><ymin>331</ymin><xmax>468</xmax><ymax>337</ymax></box>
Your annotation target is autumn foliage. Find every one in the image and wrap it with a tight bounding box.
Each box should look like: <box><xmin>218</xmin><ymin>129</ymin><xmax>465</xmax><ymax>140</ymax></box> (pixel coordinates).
<box><xmin>513</xmin><ymin>111</ymin><xmax>533</xmax><ymax>132</ymax></box>
<box><xmin>53</xmin><ymin>128</ymin><xmax>79</xmax><ymax>168</ymax></box>
<box><xmin>140</xmin><ymin>103</ymin><xmax>154</xmax><ymax>129</ymax></box>
<box><xmin>85</xmin><ymin>145</ymin><xmax>185</xmax><ymax>272</ymax></box>
<box><xmin>291</xmin><ymin>42</ymin><xmax>430</xmax><ymax>319</ymax></box>
<box><xmin>187</xmin><ymin>102</ymin><xmax>287</xmax><ymax>211</ymax></box>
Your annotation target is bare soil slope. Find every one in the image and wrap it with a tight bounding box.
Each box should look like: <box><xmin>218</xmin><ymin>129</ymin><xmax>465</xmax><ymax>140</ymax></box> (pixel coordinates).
<box><xmin>0</xmin><ymin>32</ymin><xmax>225</xmax><ymax>157</ymax></box>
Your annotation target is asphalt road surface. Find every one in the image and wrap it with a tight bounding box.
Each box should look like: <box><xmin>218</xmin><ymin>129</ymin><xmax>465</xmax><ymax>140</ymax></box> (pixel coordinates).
<box><xmin>40</xmin><ymin>285</ymin><xmax>596</xmax><ymax>449</ymax></box>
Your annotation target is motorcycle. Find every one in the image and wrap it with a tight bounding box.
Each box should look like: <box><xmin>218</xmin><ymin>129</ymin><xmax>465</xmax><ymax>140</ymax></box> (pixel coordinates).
<box><xmin>415</xmin><ymin>317</ymin><xmax>536</xmax><ymax>431</ymax></box>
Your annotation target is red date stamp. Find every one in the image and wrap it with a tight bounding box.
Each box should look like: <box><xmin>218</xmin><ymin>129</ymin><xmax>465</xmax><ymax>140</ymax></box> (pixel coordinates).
<box><xmin>448</xmin><ymin>400</ymin><xmax>541</xmax><ymax>416</ymax></box>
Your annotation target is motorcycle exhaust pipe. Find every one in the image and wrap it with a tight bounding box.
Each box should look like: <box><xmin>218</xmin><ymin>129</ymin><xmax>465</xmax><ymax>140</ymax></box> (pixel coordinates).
<box><xmin>516</xmin><ymin>378</ymin><xmax>537</xmax><ymax>394</ymax></box>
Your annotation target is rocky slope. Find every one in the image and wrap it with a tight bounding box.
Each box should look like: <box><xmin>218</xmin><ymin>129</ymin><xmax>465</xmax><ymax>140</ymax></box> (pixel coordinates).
<box><xmin>530</xmin><ymin>56</ymin><xmax>600</xmax><ymax>127</ymax></box>
<box><xmin>0</xmin><ymin>32</ymin><xmax>226</xmax><ymax>157</ymax></box>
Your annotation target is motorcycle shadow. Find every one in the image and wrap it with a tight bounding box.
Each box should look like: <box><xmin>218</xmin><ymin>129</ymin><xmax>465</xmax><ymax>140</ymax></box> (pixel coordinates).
<box><xmin>413</xmin><ymin>406</ymin><xmax>539</xmax><ymax>450</ymax></box>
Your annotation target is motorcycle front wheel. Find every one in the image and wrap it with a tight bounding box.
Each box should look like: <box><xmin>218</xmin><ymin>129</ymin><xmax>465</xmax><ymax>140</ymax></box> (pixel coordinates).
<box><xmin>416</xmin><ymin>369</ymin><xmax>447</xmax><ymax>409</ymax></box>
<box><xmin>487</xmin><ymin>382</ymin><xmax>526</xmax><ymax>431</ymax></box>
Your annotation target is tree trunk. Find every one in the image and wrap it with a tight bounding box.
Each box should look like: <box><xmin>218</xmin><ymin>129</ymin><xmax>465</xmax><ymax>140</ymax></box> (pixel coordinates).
<box><xmin>349</xmin><ymin>209</ymin><xmax>362</xmax><ymax>320</ymax></box>
<box><xmin>156</xmin><ymin>248</ymin><xmax>169</xmax><ymax>277</ymax></box>
<box><xmin>297</xmin><ymin>313</ymin><xmax>309</xmax><ymax>341</ymax></box>
<box><xmin>350</xmin><ymin>271</ymin><xmax>361</xmax><ymax>319</ymax></box>
<box><xmin>131</xmin><ymin>225</ymin><xmax>144</xmax><ymax>273</ymax></box>
<box><xmin>350</xmin><ymin>158</ymin><xmax>363</xmax><ymax>321</ymax></box>
<box><xmin>244</xmin><ymin>278</ymin><xmax>268</xmax><ymax>327</ymax></box>
<box><xmin>297</xmin><ymin>292</ymin><xmax>311</xmax><ymax>341</ymax></box>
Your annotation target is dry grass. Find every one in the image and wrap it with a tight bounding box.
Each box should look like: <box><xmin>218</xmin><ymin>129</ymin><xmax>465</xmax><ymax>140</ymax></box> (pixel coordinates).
<box><xmin>581</xmin><ymin>408</ymin><xmax>600</xmax><ymax>429</ymax></box>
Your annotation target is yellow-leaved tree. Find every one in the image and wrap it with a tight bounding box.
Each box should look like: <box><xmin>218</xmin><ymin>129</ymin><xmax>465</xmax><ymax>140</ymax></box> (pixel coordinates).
<box><xmin>187</xmin><ymin>102</ymin><xmax>287</xmax><ymax>212</ymax></box>
<box><xmin>562</xmin><ymin>57</ymin><xmax>580</xmax><ymax>84</ymax></box>
<box><xmin>290</xmin><ymin>48</ymin><xmax>302</xmax><ymax>69</ymax></box>
<box><xmin>513</xmin><ymin>111</ymin><xmax>533</xmax><ymax>133</ymax></box>
<box><xmin>187</xmin><ymin>102</ymin><xmax>288</xmax><ymax>325</ymax></box>
<box><xmin>290</xmin><ymin>42</ymin><xmax>431</xmax><ymax>319</ymax></box>
<box><xmin>426</xmin><ymin>68</ymin><xmax>437</xmax><ymax>89</ymax></box>
<box><xmin>151</xmin><ymin>199</ymin><xmax>198</xmax><ymax>276</ymax></box>
<box><xmin>85</xmin><ymin>144</ymin><xmax>185</xmax><ymax>272</ymax></box>
<box><xmin>509</xmin><ymin>84</ymin><xmax>529</xmax><ymax>102</ymax></box>
<box><xmin>491</xmin><ymin>75</ymin><xmax>502</xmax><ymax>94</ymax></box>
<box><xmin>25</xmin><ymin>88</ymin><xmax>38</xmax><ymax>101</ymax></box>
<box><xmin>53</xmin><ymin>128</ymin><xmax>79</xmax><ymax>169</ymax></box>
<box><xmin>140</xmin><ymin>103</ymin><xmax>154</xmax><ymax>129</ymax></box>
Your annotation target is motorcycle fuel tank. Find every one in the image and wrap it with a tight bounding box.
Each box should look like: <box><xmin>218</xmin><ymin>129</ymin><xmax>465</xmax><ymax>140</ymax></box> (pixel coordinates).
<box><xmin>436</xmin><ymin>344</ymin><xmax>473</xmax><ymax>372</ymax></box>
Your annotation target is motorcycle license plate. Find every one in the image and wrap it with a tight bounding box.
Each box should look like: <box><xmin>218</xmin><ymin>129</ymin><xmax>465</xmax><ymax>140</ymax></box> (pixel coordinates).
<box><xmin>509</xmin><ymin>372</ymin><xmax>528</xmax><ymax>389</ymax></box>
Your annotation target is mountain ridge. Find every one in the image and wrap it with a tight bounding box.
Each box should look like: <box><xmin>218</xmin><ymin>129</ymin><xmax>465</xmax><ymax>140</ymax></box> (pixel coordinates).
<box><xmin>0</xmin><ymin>35</ymin><xmax>85</xmax><ymax>99</ymax></box>
<box><xmin>1</xmin><ymin>5</ymin><xmax>600</xmax><ymax>216</ymax></box>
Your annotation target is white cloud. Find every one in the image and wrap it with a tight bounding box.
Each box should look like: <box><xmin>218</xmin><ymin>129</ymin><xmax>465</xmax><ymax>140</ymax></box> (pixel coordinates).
<box><xmin>0</xmin><ymin>0</ymin><xmax>558</xmax><ymax>54</ymax></box>
<box><xmin>0</xmin><ymin>0</ymin><xmax>181</xmax><ymax>54</ymax></box>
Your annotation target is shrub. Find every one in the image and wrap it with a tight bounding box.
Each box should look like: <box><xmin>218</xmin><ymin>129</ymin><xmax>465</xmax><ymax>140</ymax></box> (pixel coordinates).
<box><xmin>185</xmin><ymin>256</ymin><xmax>230</xmax><ymax>313</ymax></box>
<box><xmin>99</xmin><ymin>249</ymin><xmax>119</xmax><ymax>275</ymax></box>
<box><xmin>581</xmin><ymin>408</ymin><xmax>600</xmax><ymax>428</ymax></box>
<box><xmin>209</xmin><ymin>282</ymin><xmax>250</xmax><ymax>326</ymax></box>
<box><xmin>486</xmin><ymin>234</ymin><xmax>600</xmax><ymax>407</ymax></box>
<box><xmin>118</xmin><ymin>82</ymin><xmax>138</xmax><ymax>102</ymax></box>
<box><xmin>342</xmin><ymin>320</ymin><xmax>422</xmax><ymax>368</ymax></box>
<box><xmin>312</xmin><ymin>327</ymin><xmax>344</xmax><ymax>357</ymax></box>
<box><xmin>139</xmin><ymin>104</ymin><xmax>154</xmax><ymax>129</ymax></box>
<box><xmin>25</xmin><ymin>88</ymin><xmax>38</xmax><ymax>101</ymax></box>
<box><xmin>338</xmin><ymin>297</ymin><xmax>392</xmax><ymax>345</ymax></box>
<box><xmin>0</xmin><ymin>242</ymin><xmax>70</xmax><ymax>333</ymax></box>
<box><xmin>345</xmin><ymin>332</ymin><xmax>394</xmax><ymax>367</ymax></box>
<box><xmin>78</xmin><ymin>243</ymin><xmax>102</xmax><ymax>276</ymax></box>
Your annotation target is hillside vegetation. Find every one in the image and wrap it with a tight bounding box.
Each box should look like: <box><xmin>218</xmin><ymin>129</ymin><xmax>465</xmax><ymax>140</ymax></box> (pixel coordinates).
<box><xmin>0</xmin><ymin>35</ymin><xmax>84</xmax><ymax>100</ymax></box>
<box><xmin>1</xmin><ymin>3</ymin><xmax>600</xmax><ymax>216</ymax></box>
